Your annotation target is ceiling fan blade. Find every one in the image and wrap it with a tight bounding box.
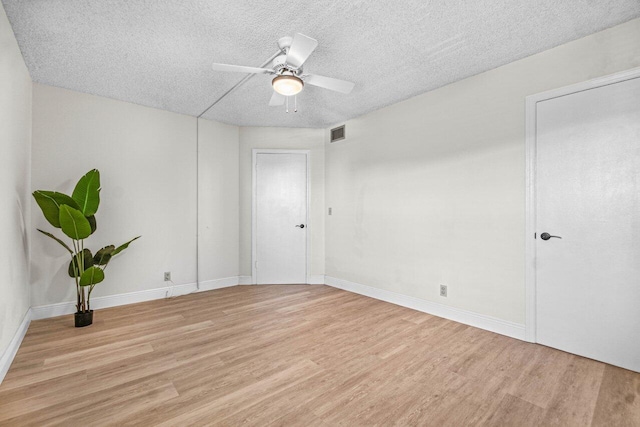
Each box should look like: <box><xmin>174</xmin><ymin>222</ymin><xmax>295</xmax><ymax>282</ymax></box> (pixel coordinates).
<box><xmin>285</xmin><ymin>33</ymin><xmax>318</xmax><ymax>69</ymax></box>
<box><xmin>211</xmin><ymin>63</ymin><xmax>273</xmax><ymax>74</ymax></box>
<box><xmin>304</xmin><ymin>74</ymin><xmax>355</xmax><ymax>94</ymax></box>
<box><xmin>269</xmin><ymin>91</ymin><xmax>285</xmax><ymax>106</ymax></box>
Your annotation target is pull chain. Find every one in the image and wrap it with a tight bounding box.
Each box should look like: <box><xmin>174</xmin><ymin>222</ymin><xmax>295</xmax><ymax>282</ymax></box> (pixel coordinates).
<box><xmin>286</xmin><ymin>96</ymin><xmax>289</xmax><ymax>113</ymax></box>
<box><xmin>294</xmin><ymin>95</ymin><xmax>298</xmax><ymax>113</ymax></box>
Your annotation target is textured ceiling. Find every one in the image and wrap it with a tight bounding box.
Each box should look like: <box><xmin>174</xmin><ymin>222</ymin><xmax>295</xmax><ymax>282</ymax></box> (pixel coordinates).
<box><xmin>3</xmin><ymin>1</ymin><xmax>640</xmax><ymax>128</ymax></box>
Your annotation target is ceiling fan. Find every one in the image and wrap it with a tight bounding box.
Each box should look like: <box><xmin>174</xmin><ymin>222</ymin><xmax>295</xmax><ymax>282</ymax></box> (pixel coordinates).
<box><xmin>211</xmin><ymin>33</ymin><xmax>355</xmax><ymax>109</ymax></box>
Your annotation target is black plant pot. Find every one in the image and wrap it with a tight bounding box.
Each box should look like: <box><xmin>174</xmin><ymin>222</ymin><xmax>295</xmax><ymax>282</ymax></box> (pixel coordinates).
<box><xmin>75</xmin><ymin>310</ymin><xmax>93</xmax><ymax>327</ymax></box>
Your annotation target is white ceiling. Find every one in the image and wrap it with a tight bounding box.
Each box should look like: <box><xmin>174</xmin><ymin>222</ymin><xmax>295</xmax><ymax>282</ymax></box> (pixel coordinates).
<box><xmin>3</xmin><ymin>1</ymin><xmax>639</xmax><ymax>128</ymax></box>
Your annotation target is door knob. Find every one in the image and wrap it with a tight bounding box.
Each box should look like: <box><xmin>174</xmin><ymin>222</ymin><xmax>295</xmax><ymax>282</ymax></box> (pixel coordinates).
<box><xmin>540</xmin><ymin>232</ymin><xmax>561</xmax><ymax>240</ymax></box>
<box><xmin>295</xmin><ymin>224</ymin><xmax>305</xmax><ymax>228</ymax></box>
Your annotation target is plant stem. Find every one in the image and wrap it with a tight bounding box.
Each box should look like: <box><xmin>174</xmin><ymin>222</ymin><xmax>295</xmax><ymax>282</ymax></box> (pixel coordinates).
<box><xmin>80</xmin><ymin>239</ymin><xmax>85</xmax><ymax>312</ymax></box>
<box><xmin>72</xmin><ymin>239</ymin><xmax>81</xmax><ymax>312</ymax></box>
<box><xmin>88</xmin><ymin>284</ymin><xmax>95</xmax><ymax>311</ymax></box>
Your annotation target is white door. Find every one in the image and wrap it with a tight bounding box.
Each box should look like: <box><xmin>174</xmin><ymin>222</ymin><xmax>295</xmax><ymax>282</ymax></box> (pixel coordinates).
<box><xmin>254</xmin><ymin>152</ymin><xmax>308</xmax><ymax>284</ymax></box>
<box><xmin>535</xmin><ymin>75</ymin><xmax>640</xmax><ymax>372</ymax></box>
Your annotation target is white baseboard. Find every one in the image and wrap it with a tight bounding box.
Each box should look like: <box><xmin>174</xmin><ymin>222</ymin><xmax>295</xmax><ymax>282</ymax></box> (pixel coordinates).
<box><xmin>238</xmin><ymin>275</ymin><xmax>253</xmax><ymax>285</ymax></box>
<box><xmin>0</xmin><ymin>308</ymin><xmax>31</xmax><ymax>384</ymax></box>
<box><xmin>307</xmin><ymin>275</ymin><xmax>325</xmax><ymax>285</ymax></box>
<box><xmin>199</xmin><ymin>276</ymin><xmax>240</xmax><ymax>291</ymax></box>
<box><xmin>237</xmin><ymin>275</ymin><xmax>325</xmax><ymax>285</ymax></box>
<box><xmin>325</xmin><ymin>276</ymin><xmax>526</xmax><ymax>341</ymax></box>
<box><xmin>31</xmin><ymin>276</ymin><xmax>240</xmax><ymax>320</ymax></box>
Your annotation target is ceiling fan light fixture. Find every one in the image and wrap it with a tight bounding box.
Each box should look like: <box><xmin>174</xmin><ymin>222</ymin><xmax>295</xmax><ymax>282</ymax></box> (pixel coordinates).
<box><xmin>272</xmin><ymin>74</ymin><xmax>304</xmax><ymax>96</ymax></box>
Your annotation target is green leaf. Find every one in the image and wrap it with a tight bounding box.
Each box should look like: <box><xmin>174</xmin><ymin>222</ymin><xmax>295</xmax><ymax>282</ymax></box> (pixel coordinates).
<box><xmin>79</xmin><ymin>266</ymin><xmax>105</xmax><ymax>287</ymax></box>
<box><xmin>93</xmin><ymin>245</ymin><xmax>115</xmax><ymax>266</ymax></box>
<box><xmin>112</xmin><ymin>236</ymin><xmax>140</xmax><ymax>256</ymax></box>
<box><xmin>87</xmin><ymin>215</ymin><xmax>97</xmax><ymax>235</ymax></box>
<box><xmin>36</xmin><ymin>229</ymin><xmax>73</xmax><ymax>254</ymax></box>
<box><xmin>32</xmin><ymin>191</ymin><xmax>80</xmax><ymax>228</ymax></box>
<box><xmin>72</xmin><ymin>169</ymin><xmax>101</xmax><ymax>216</ymax></box>
<box><xmin>59</xmin><ymin>205</ymin><xmax>92</xmax><ymax>240</ymax></box>
<box><xmin>68</xmin><ymin>249</ymin><xmax>94</xmax><ymax>278</ymax></box>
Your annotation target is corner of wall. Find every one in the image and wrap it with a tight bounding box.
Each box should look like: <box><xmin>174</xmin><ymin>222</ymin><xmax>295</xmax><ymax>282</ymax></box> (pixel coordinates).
<box><xmin>0</xmin><ymin>0</ymin><xmax>33</xmax><ymax>384</ymax></box>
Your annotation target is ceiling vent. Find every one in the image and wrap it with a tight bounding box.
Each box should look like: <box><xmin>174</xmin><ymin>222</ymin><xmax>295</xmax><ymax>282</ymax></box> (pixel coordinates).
<box><xmin>330</xmin><ymin>125</ymin><xmax>345</xmax><ymax>142</ymax></box>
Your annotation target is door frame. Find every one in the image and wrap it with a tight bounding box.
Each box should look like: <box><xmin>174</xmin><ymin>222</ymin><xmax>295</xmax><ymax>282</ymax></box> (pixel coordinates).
<box><xmin>524</xmin><ymin>67</ymin><xmax>640</xmax><ymax>342</ymax></box>
<box><xmin>252</xmin><ymin>149</ymin><xmax>311</xmax><ymax>285</ymax></box>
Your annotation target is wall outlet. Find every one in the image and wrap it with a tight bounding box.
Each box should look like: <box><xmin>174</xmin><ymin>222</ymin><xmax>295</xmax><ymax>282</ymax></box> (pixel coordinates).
<box><xmin>164</xmin><ymin>272</ymin><xmax>171</xmax><ymax>282</ymax></box>
<box><xmin>440</xmin><ymin>284</ymin><xmax>447</xmax><ymax>297</ymax></box>
<box><xmin>328</xmin><ymin>207</ymin><xmax>332</xmax><ymax>215</ymax></box>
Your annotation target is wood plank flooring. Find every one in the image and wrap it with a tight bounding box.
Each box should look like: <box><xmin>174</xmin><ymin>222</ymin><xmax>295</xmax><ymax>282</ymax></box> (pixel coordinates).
<box><xmin>0</xmin><ymin>285</ymin><xmax>638</xmax><ymax>426</ymax></box>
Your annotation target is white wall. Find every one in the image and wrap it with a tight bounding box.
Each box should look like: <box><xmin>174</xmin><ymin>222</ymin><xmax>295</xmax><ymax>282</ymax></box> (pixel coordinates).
<box><xmin>31</xmin><ymin>84</ymin><xmax>197</xmax><ymax>307</ymax></box>
<box><xmin>325</xmin><ymin>18</ymin><xmax>640</xmax><ymax>324</ymax></box>
<box><xmin>0</xmin><ymin>2</ymin><xmax>31</xmax><ymax>360</ymax></box>
<box><xmin>197</xmin><ymin>118</ymin><xmax>240</xmax><ymax>284</ymax></box>
<box><xmin>239</xmin><ymin>127</ymin><xmax>325</xmax><ymax>278</ymax></box>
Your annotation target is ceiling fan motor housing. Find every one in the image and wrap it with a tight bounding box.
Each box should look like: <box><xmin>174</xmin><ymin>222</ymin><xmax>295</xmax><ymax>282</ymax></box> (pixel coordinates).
<box><xmin>272</xmin><ymin>55</ymin><xmax>302</xmax><ymax>75</ymax></box>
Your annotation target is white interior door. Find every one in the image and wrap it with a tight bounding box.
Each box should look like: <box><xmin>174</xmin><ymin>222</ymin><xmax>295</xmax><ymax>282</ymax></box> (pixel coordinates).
<box><xmin>254</xmin><ymin>152</ymin><xmax>308</xmax><ymax>284</ymax></box>
<box><xmin>535</xmin><ymin>75</ymin><xmax>640</xmax><ymax>372</ymax></box>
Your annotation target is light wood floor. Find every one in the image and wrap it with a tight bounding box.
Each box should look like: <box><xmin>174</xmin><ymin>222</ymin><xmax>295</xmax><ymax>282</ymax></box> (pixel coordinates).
<box><xmin>0</xmin><ymin>285</ymin><xmax>638</xmax><ymax>426</ymax></box>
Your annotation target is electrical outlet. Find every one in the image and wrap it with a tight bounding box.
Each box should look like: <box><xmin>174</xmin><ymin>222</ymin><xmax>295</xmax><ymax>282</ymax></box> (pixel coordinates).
<box><xmin>440</xmin><ymin>284</ymin><xmax>447</xmax><ymax>297</ymax></box>
<box><xmin>164</xmin><ymin>272</ymin><xmax>171</xmax><ymax>282</ymax></box>
<box><xmin>328</xmin><ymin>207</ymin><xmax>332</xmax><ymax>215</ymax></box>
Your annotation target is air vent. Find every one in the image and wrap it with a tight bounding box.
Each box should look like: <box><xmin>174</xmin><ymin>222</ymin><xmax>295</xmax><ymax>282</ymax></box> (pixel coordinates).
<box><xmin>330</xmin><ymin>125</ymin><xmax>345</xmax><ymax>142</ymax></box>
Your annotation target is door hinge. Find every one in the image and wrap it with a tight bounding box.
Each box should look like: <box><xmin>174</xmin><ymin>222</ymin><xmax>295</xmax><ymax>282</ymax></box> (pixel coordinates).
<box><xmin>254</xmin><ymin>261</ymin><xmax>258</xmax><ymax>270</ymax></box>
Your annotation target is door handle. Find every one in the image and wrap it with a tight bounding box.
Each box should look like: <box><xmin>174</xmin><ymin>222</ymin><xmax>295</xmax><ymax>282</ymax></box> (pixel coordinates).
<box><xmin>540</xmin><ymin>232</ymin><xmax>561</xmax><ymax>240</ymax></box>
<box><xmin>295</xmin><ymin>224</ymin><xmax>305</xmax><ymax>228</ymax></box>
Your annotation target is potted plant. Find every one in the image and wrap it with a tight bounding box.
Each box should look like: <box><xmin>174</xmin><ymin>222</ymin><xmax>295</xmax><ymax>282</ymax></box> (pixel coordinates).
<box><xmin>33</xmin><ymin>169</ymin><xmax>139</xmax><ymax>327</ymax></box>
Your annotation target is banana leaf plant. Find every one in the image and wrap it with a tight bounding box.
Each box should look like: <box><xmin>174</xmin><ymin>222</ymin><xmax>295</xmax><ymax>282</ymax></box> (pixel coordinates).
<box><xmin>33</xmin><ymin>169</ymin><xmax>139</xmax><ymax>314</ymax></box>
